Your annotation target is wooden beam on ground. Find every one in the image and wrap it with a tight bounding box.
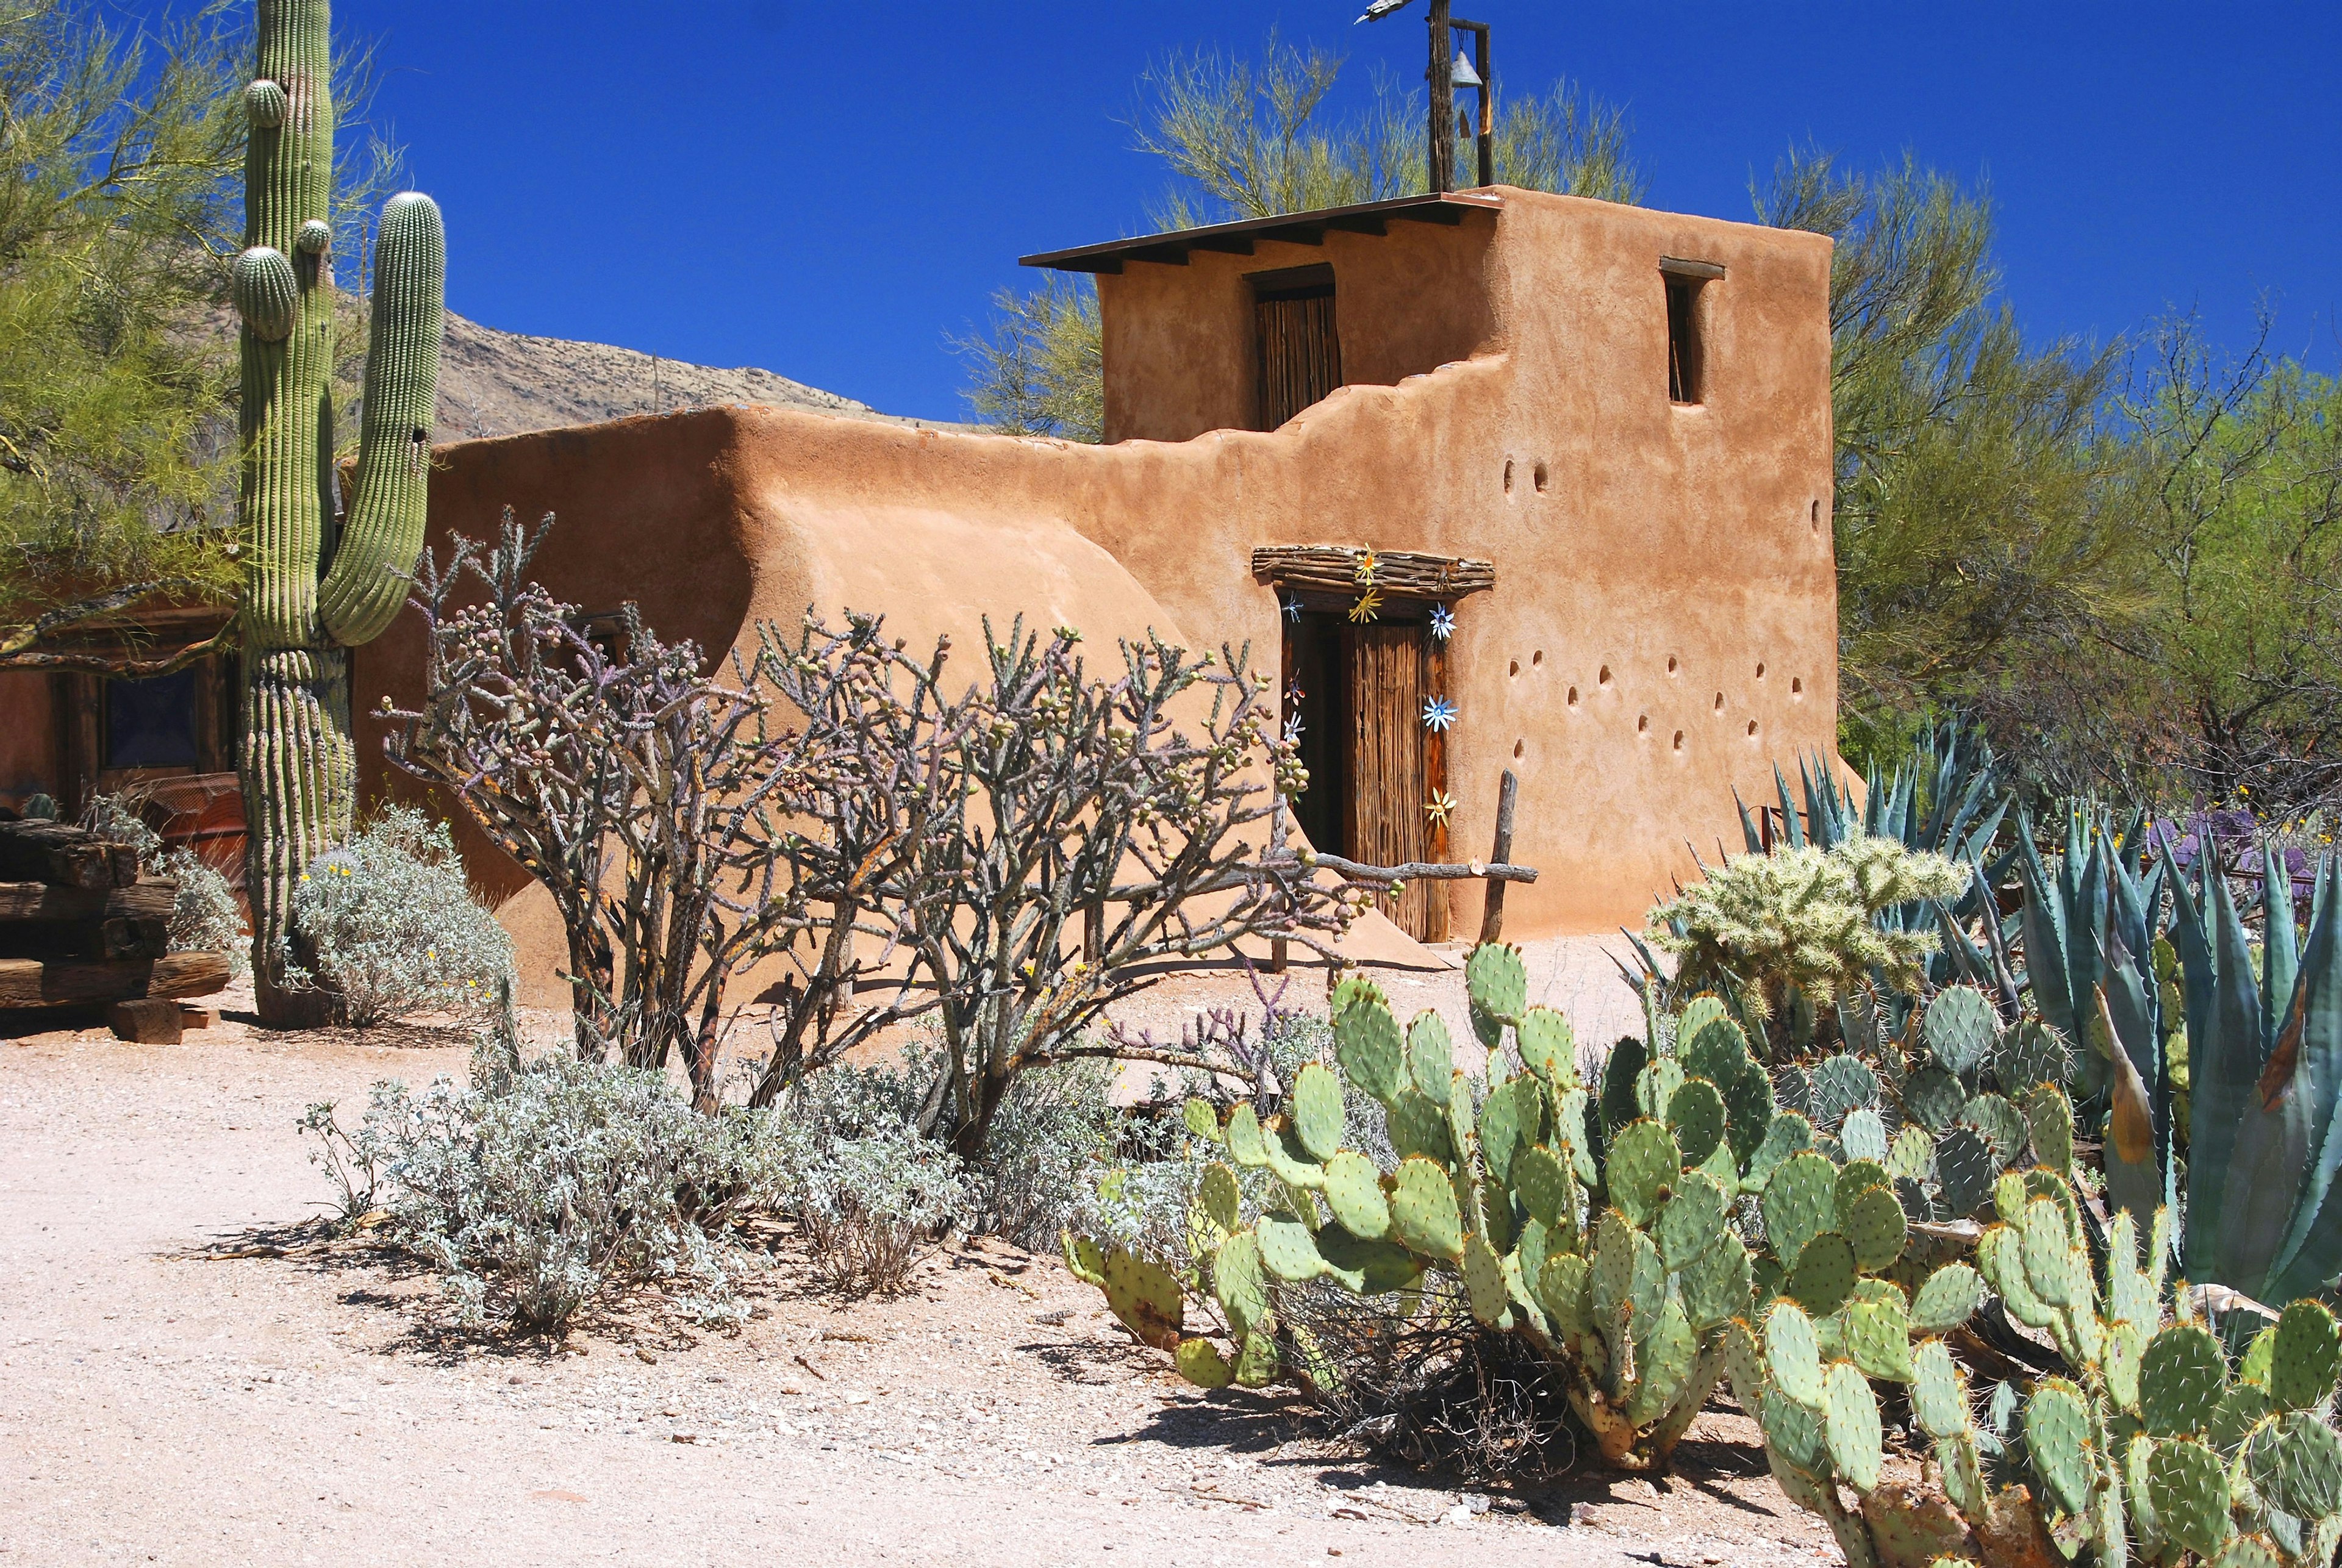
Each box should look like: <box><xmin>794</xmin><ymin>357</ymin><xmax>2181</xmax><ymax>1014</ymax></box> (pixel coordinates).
<box><xmin>0</xmin><ymin>876</ymin><xmax>176</xmax><ymax>925</ymax></box>
<box><xmin>0</xmin><ymin>950</ymin><xmax>229</xmax><ymax>1009</ymax></box>
<box><xmin>107</xmin><ymin>998</ymin><xmax>184</xmax><ymax>1044</ymax></box>
<box><xmin>0</xmin><ymin>821</ymin><xmax>137</xmax><ymax>890</ymax></box>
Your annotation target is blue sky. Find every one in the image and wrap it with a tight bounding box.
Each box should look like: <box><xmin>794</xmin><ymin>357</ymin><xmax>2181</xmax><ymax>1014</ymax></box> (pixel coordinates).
<box><xmin>150</xmin><ymin>1</ymin><xmax>2342</xmax><ymax>421</ymax></box>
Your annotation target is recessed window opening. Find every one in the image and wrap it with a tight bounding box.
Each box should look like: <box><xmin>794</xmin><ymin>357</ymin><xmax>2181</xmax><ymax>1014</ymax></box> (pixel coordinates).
<box><xmin>1249</xmin><ymin>263</ymin><xmax>1341</xmax><ymax>432</ymax></box>
<box><xmin>1661</xmin><ymin>257</ymin><xmax>1722</xmax><ymax>406</ymax></box>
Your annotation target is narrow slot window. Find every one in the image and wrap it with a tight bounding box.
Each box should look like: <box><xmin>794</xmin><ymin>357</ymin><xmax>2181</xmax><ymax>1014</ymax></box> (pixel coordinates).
<box><xmin>1660</xmin><ymin>257</ymin><xmax>1722</xmax><ymax>407</ymax></box>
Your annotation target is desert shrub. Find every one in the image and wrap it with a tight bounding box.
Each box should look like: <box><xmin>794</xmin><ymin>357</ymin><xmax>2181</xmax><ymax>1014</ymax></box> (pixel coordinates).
<box><xmin>309</xmin><ymin>1053</ymin><xmax>786</xmax><ymax>1336</ymax></box>
<box><xmin>768</xmin><ymin>1059</ymin><xmax>972</xmax><ymax>1295</ymax></box>
<box><xmin>285</xmin><ymin>807</ymin><xmax>514</xmax><ymax>1027</ymax></box>
<box><xmin>972</xmin><ymin>1056</ymin><xmax>1131</xmax><ymax>1250</ymax></box>
<box><xmin>84</xmin><ymin>792</ymin><xmax>246</xmax><ymax>976</ymax></box>
<box><xmin>1284</xmin><ymin>1276</ymin><xmax>1578</xmax><ymax>1481</ymax></box>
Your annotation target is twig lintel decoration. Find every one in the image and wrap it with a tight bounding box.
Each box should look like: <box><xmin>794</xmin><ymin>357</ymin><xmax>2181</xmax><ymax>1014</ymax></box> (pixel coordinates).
<box><xmin>1251</xmin><ymin>545</ymin><xmax>1495</xmax><ymax>603</ymax></box>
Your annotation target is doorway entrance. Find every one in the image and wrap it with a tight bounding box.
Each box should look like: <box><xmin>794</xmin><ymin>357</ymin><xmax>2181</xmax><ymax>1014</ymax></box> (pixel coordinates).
<box><xmin>1281</xmin><ymin>603</ymin><xmax>1450</xmax><ymax>942</ymax></box>
<box><xmin>1250</xmin><ymin>264</ymin><xmax>1342</xmax><ymax>431</ymax></box>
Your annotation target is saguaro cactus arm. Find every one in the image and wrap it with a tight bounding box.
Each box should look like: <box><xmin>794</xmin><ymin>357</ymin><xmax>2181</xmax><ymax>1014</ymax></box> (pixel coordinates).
<box><xmin>318</xmin><ymin>190</ymin><xmax>446</xmax><ymax>646</ymax></box>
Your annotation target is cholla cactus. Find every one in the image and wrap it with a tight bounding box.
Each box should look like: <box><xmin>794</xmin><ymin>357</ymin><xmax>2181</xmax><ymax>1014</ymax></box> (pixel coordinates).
<box><xmin>1649</xmin><ymin>834</ymin><xmax>1969</xmax><ymax>1034</ymax></box>
<box><xmin>1066</xmin><ymin>943</ymin><xmax>1802</xmax><ymax>1470</ymax></box>
<box><xmin>1741</xmin><ymin>1156</ymin><xmax>2342</xmax><ymax>1568</ymax></box>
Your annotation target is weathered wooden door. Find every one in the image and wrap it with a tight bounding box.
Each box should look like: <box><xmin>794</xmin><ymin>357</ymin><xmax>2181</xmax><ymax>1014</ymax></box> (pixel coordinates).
<box><xmin>1255</xmin><ymin>282</ymin><xmax>1341</xmax><ymax>431</ymax></box>
<box><xmin>1347</xmin><ymin>625</ymin><xmax>1446</xmax><ymax>941</ymax></box>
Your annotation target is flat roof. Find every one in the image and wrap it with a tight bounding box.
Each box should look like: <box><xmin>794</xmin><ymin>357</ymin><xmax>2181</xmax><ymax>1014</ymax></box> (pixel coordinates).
<box><xmin>1019</xmin><ymin>190</ymin><xmax>1505</xmax><ymax>275</ymax></box>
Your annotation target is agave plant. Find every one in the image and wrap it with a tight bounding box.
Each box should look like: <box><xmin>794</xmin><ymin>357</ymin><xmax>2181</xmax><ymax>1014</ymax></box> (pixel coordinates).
<box><xmin>2164</xmin><ymin>840</ymin><xmax>2342</xmax><ymax>1305</ymax></box>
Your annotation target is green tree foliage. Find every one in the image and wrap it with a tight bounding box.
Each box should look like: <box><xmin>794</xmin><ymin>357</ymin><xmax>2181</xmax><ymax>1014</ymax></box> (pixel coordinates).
<box><xmin>2104</xmin><ymin>318</ymin><xmax>2342</xmax><ymax>805</ymax></box>
<box><xmin>0</xmin><ymin>0</ymin><xmax>396</xmax><ymax>669</ymax></box>
<box><xmin>0</xmin><ymin>1</ymin><xmax>248</xmax><ymax>639</ymax></box>
<box><xmin>956</xmin><ymin>32</ymin><xmax>1642</xmax><ymax>439</ymax></box>
<box><xmin>1756</xmin><ymin>150</ymin><xmax>2134</xmax><ymax>766</ymax></box>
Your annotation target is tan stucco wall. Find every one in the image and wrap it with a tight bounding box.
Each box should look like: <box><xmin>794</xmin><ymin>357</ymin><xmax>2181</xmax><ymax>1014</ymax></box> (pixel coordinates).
<box><xmin>345</xmin><ymin>186</ymin><xmax>1835</xmax><ymax>1002</ymax></box>
<box><xmin>1100</xmin><ymin>216</ymin><xmax>1500</xmax><ymax>443</ymax></box>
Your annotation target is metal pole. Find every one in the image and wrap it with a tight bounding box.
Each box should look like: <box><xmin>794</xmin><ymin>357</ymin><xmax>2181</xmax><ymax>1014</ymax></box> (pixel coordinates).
<box><xmin>1427</xmin><ymin>0</ymin><xmax>1454</xmax><ymax>194</ymax></box>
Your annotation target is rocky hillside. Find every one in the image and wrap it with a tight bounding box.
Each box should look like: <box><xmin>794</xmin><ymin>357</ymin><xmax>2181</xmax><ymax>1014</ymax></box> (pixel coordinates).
<box><xmin>432</xmin><ymin>309</ymin><xmax>964</xmax><ymax>443</ymax></box>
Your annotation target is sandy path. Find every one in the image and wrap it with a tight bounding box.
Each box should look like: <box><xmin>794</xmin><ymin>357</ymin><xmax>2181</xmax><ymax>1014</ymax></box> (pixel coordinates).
<box><xmin>0</xmin><ymin>1004</ymin><xmax>1829</xmax><ymax>1568</ymax></box>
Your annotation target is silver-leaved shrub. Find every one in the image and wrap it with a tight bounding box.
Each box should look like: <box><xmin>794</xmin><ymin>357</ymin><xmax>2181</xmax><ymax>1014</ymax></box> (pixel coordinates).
<box><xmin>286</xmin><ymin>807</ymin><xmax>514</xmax><ymax>1026</ymax></box>
<box><xmin>329</xmin><ymin>1053</ymin><xmax>787</xmax><ymax>1335</ymax></box>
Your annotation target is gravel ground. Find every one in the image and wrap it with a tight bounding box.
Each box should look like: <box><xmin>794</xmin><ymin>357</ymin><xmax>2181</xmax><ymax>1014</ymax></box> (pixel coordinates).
<box><xmin>0</xmin><ymin>950</ymin><xmax>1830</xmax><ymax>1568</ymax></box>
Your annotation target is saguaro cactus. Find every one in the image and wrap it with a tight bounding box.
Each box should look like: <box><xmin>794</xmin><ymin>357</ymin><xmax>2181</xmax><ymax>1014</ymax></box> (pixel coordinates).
<box><xmin>234</xmin><ymin>0</ymin><xmax>445</xmax><ymax>1022</ymax></box>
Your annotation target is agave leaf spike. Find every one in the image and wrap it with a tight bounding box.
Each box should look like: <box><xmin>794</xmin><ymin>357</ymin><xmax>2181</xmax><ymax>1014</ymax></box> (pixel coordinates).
<box><xmin>2263</xmin><ymin>859</ymin><xmax>2342</xmax><ymax>1303</ymax></box>
<box><xmin>2266</xmin><ymin>844</ymin><xmax>2302</xmax><ymax>1051</ymax></box>
<box><xmin>1774</xmin><ymin>764</ymin><xmax>1805</xmax><ymax>850</ymax></box>
<box><xmin>2218</xmin><ymin>964</ymin><xmax>2321</xmax><ymax>1299</ymax></box>
<box><xmin>2017</xmin><ymin>807</ymin><xmax>2081</xmax><ymax>1050</ymax></box>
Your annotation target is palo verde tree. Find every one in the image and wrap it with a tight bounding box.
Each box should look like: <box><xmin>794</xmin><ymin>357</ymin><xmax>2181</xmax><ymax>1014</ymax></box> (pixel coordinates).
<box><xmin>956</xmin><ymin>30</ymin><xmax>1642</xmax><ymax>439</ymax></box>
<box><xmin>233</xmin><ymin>0</ymin><xmax>445</xmax><ymax>1022</ymax></box>
<box><xmin>0</xmin><ymin>1</ymin><xmax>400</xmax><ymax>674</ymax></box>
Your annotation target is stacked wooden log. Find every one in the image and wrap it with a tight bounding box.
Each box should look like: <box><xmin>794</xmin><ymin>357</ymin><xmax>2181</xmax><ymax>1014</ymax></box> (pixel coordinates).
<box><xmin>0</xmin><ymin>818</ymin><xmax>230</xmax><ymax>1043</ymax></box>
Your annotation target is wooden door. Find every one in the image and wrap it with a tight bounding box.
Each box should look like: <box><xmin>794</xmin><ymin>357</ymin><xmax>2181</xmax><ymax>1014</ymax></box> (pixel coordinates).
<box><xmin>1255</xmin><ymin>292</ymin><xmax>1341</xmax><ymax>431</ymax></box>
<box><xmin>1347</xmin><ymin>625</ymin><xmax>1446</xmax><ymax>942</ymax></box>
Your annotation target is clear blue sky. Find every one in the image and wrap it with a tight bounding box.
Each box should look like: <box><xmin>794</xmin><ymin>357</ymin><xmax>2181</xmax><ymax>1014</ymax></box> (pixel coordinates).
<box><xmin>149</xmin><ymin>1</ymin><xmax>2342</xmax><ymax>421</ymax></box>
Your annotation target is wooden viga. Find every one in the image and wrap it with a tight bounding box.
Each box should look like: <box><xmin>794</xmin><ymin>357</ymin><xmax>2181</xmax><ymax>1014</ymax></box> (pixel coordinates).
<box><xmin>0</xmin><ymin>817</ymin><xmax>230</xmax><ymax>1042</ymax></box>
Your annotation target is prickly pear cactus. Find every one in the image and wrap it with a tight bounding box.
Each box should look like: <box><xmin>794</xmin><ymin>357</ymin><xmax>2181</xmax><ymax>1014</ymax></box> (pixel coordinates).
<box><xmin>236</xmin><ymin>0</ymin><xmax>446</xmax><ymax>1023</ymax></box>
<box><xmin>1739</xmin><ymin>1156</ymin><xmax>2342</xmax><ymax>1568</ymax></box>
<box><xmin>1064</xmin><ymin>943</ymin><xmax>1806</xmax><ymax>1472</ymax></box>
<box><xmin>1783</xmin><ymin>984</ymin><xmax>2079</xmax><ymax>1227</ymax></box>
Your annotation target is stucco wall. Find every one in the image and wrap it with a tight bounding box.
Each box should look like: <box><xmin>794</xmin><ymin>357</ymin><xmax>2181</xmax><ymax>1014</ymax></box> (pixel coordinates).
<box><xmin>1100</xmin><ymin>216</ymin><xmax>1500</xmax><ymax>443</ymax></box>
<box><xmin>348</xmin><ymin>185</ymin><xmax>1837</xmax><ymax>1000</ymax></box>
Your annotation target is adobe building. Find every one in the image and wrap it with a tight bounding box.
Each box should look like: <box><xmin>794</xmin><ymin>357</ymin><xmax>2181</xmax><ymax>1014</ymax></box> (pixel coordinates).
<box><xmin>1</xmin><ymin>187</ymin><xmax>1839</xmax><ymax>1003</ymax></box>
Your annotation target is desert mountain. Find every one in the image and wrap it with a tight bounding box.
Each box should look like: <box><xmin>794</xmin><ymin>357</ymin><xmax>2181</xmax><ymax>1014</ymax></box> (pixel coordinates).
<box><xmin>432</xmin><ymin>309</ymin><xmax>964</xmax><ymax>444</ymax></box>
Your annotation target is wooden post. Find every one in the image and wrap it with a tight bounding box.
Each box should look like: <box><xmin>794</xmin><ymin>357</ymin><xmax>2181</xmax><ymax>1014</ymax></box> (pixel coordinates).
<box><xmin>1472</xmin><ymin>24</ymin><xmax>1493</xmax><ymax>188</ymax></box>
<box><xmin>1427</xmin><ymin>0</ymin><xmax>1455</xmax><ymax>195</ymax></box>
<box><xmin>1476</xmin><ymin>768</ymin><xmax>1519</xmax><ymax>947</ymax></box>
<box><xmin>1269</xmin><ymin>937</ymin><xmax>1288</xmax><ymax>975</ymax></box>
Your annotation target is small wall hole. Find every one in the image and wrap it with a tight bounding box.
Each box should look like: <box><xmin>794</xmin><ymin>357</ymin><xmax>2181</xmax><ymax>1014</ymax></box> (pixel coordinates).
<box><xmin>1509</xmin><ymin>659</ymin><xmax>1520</xmax><ymax>678</ymax></box>
<box><xmin>1597</xmin><ymin>665</ymin><xmax>1611</xmax><ymax>686</ymax></box>
<box><xmin>1755</xmin><ymin>661</ymin><xmax>1767</xmax><ymax>679</ymax></box>
<box><xmin>1746</xmin><ymin>720</ymin><xmax>1760</xmax><ymax>737</ymax></box>
<box><xmin>1533</xmin><ymin>462</ymin><xmax>1550</xmax><ymax>493</ymax></box>
<box><xmin>1566</xmin><ymin>686</ymin><xmax>1579</xmax><ymax>706</ymax></box>
<box><xmin>1513</xmin><ymin>738</ymin><xmax>1525</xmax><ymax>759</ymax></box>
<box><xmin>1713</xmin><ymin>692</ymin><xmax>1724</xmax><ymax>712</ymax></box>
<box><xmin>1672</xmin><ymin>730</ymin><xmax>1685</xmax><ymax>751</ymax></box>
<box><xmin>1637</xmin><ymin>714</ymin><xmax>1650</xmax><ymax>734</ymax></box>
<box><xmin>1666</xmin><ymin>655</ymin><xmax>1679</xmax><ymax>675</ymax></box>
<box><xmin>1791</xmin><ymin>677</ymin><xmax>1803</xmax><ymax>695</ymax></box>
<box><xmin>1810</xmin><ymin>499</ymin><xmax>1822</xmax><ymax>531</ymax></box>
<box><xmin>1503</xmin><ymin>459</ymin><xmax>1515</xmax><ymax>494</ymax></box>
<box><xmin>1531</xmin><ymin>650</ymin><xmax>1544</xmax><ymax>668</ymax></box>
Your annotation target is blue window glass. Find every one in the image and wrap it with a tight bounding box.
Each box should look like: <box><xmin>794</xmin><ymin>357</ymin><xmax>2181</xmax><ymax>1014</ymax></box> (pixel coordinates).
<box><xmin>106</xmin><ymin>669</ymin><xmax>200</xmax><ymax>768</ymax></box>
